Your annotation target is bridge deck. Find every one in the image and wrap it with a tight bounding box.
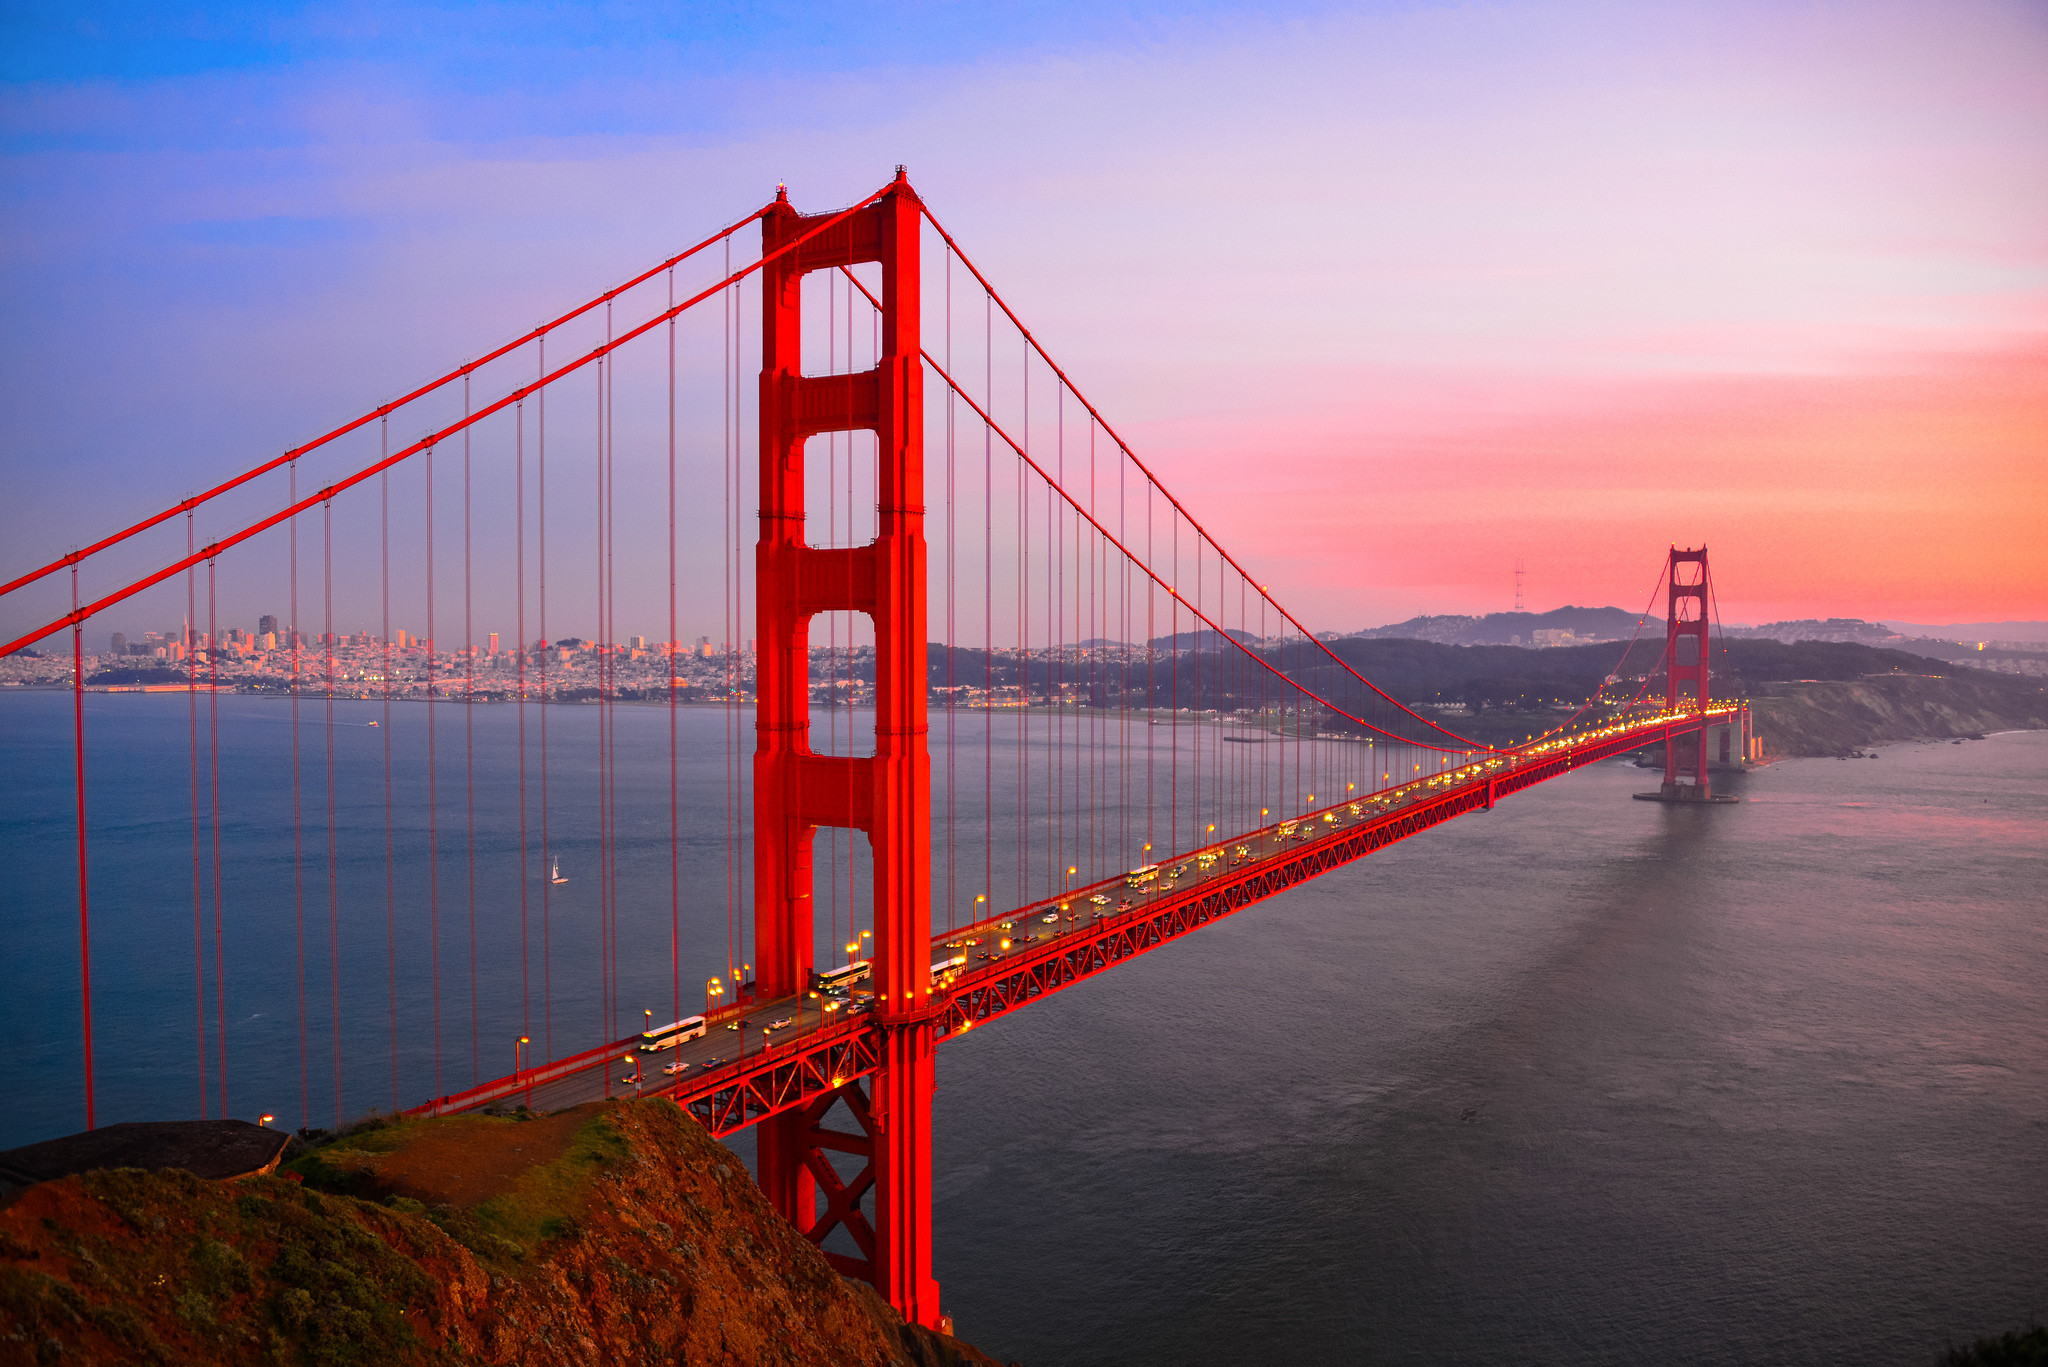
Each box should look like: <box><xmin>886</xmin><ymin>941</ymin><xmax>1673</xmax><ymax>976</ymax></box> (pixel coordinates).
<box><xmin>407</xmin><ymin>705</ymin><xmax>1738</xmax><ymax>1134</ymax></box>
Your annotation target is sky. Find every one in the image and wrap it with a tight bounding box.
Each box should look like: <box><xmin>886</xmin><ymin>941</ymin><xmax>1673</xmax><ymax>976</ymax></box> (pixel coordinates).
<box><xmin>2</xmin><ymin>0</ymin><xmax>2044</xmax><ymax>637</ymax></box>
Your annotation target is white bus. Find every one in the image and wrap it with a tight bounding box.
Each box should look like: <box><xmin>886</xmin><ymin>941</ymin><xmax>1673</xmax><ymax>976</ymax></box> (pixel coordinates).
<box><xmin>637</xmin><ymin>1015</ymin><xmax>709</xmax><ymax>1053</ymax></box>
<box><xmin>812</xmin><ymin>960</ymin><xmax>872</xmax><ymax>996</ymax></box>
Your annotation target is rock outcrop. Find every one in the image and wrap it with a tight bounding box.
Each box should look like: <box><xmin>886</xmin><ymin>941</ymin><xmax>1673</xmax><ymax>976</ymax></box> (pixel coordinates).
<box><xmin>1748</xmin><ymin>672</ymin><xmax>2048</xmax><ymax>757</ymax></box>
<box><xmin>0</xmin><ymin>1099</ymin><xmax>1011</xmax><ymax>1367</ymax></box>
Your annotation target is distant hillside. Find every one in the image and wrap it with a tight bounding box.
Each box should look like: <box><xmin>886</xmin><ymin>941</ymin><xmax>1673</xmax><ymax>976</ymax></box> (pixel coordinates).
<box><xmin>1146</xmin><ymin>627</ymin><xmax>1259</xmax><ymax>651</ymax></box>
<box><xmin>1725</xmin><ymin>617</ymin><xmax>1897</xmax><ymax>644</ymax></box>
<box><xmin>1349</xmin><ymin>606</ymin><xmax>1648</xmax><ymax>646</ymax></box>
<box><xmin>1884</xmin><ymin>620</ymin><xmax>2048</xmax><ymax>644</ymax></box>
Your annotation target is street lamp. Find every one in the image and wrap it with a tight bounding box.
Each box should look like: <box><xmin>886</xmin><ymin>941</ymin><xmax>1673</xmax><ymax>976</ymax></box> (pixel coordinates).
<box><xmin>259</xmin><ymin>1114</ymin><xmax>275</xmax><ymax>1128</ymax></box>
<box><xmin>643</xmin><ymin>1007</ymin><xmax>653</xmax><ymax>1036</ymax></box>
<box><xmin>707</xmin><ymin>977</ymin><xmax>723</xmax><ymax>1013</ymax></box>
<box><xmin>515</xmin><ymin>1035</ymin><xmax>529</xmax><ymax>1075</ymax></box>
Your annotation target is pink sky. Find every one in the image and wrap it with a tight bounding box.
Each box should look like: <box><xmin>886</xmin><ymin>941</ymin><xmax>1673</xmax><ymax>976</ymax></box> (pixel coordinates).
<box><xmin>3</xmin><ymin>0</ymin><xmax>2043</xmax><ymax>633</ymax></box>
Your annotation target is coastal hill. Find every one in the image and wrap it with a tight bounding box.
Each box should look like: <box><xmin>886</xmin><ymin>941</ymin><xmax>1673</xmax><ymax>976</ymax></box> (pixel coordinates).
<box><xmin>0</xmin><ymin>1099</ymin><xmax>1010</xmax><ymax>1367</ymax></box>
<box><xmin>1346</xmin><ymin>606</ymin><xmax>1646</xmax><ymax>645</ymax></box>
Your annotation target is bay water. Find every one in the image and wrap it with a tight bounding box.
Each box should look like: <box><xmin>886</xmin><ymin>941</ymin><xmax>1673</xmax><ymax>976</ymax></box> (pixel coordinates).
<box><xmin>2</xmin><ymin>691</ymin><xmax>2041</xmax><ymax>1363</ymax></box>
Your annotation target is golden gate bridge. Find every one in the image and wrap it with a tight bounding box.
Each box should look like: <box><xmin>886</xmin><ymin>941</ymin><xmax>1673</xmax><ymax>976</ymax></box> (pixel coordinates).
<box><xmin>0</xmin><ymin>169</ymin><xmax>1745</xmax><ymax>1328</ymax></box>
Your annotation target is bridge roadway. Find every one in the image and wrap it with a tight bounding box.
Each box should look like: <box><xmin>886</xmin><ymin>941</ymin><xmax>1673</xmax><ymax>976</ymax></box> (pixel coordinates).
<box><xmin>409</xmin><ymin>704</ymin><xmax>1740</xmax><ymax>1134</ymax></box>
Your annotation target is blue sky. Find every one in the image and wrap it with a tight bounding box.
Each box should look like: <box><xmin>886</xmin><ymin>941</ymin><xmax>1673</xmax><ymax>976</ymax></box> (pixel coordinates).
<box><xmin>3</xmin><ymin>0</ymin><xmax>2044</xmax><ymax>634</ymax></box>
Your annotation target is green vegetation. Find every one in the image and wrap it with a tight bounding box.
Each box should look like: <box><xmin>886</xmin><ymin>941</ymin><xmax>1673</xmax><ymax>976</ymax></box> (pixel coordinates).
<box><xmin>286</xmin><ymin>1108</ymin><xmax>627</xmax><ymax>1270</ymax></box>
<box><xmin>0</xmin><ymin>1165</ymin><xmax>446</xmax><ymax>1365</ymax></box>
<box><xmin>1943</xmin><ymin>1324</ymin><xmax>2048</xmax><ymax>1366</ymax></box>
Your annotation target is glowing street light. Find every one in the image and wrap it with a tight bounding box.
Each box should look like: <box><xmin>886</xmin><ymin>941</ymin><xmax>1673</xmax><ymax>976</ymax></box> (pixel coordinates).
<box><xmin>515</xmin><ymin>1035</ymin><xmax>530</xmax><ymax>1076</ymax></box>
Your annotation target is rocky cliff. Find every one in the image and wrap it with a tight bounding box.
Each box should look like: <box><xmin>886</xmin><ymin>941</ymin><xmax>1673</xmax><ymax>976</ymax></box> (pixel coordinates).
<box><xmin>0</xmin><ymin>1099</ymin><xmax>1011</xmax><ymax>1367</ymax></box>
<box><xmin>1749</xmin><ymin>672</ymin><xmax>2048</xmax><ymax>757</ymax></box>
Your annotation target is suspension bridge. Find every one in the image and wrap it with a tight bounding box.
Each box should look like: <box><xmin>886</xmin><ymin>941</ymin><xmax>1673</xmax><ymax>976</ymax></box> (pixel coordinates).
<box><xmin>2</xmin><ymin>169</ymin><xmax>1746</xmax><ymax>1329</ymax></box>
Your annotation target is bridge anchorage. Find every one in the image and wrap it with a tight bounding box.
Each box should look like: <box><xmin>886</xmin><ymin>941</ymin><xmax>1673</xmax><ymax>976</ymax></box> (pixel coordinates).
<box><xmin>4</xmin><ymin>166</ymin><xmax>1754</xmax><ymax>1336</ymax></box>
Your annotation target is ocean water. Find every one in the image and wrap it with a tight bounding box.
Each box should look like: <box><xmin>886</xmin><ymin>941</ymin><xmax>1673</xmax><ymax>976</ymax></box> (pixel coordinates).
<box><xmin>3</xmin><ymin>691</ymin><xmax>2042</xmax><ymax>1363</ymax></box>
<box><xmin>927</xmin><ymin>730</ymin><xmax>2048</xmax><ymax>1365</ymax></box>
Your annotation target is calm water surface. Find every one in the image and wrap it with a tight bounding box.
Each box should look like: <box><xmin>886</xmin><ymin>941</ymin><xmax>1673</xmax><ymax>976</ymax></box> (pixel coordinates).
<box><xmin>3</xmin><ymin>693</ymin><xmax>2042</xmax><ymax>1363</ymax></box>
<box><xmin>928</xmin><ymin>731</ymin><xmax>2047</xmax><ymax>1364</ymax></box>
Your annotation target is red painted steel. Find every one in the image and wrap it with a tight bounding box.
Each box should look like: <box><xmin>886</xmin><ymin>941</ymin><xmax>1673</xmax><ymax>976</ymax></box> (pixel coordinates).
<box><xmin>752</xmin><ymin>170</ymin><xmax>941</xmax><ymax>1327</ymax></box>
<box><xmin>1662</xmin><ymin>547</ymin><xmax>1713</xmax><ymax>797</ymax></box>
<box><xmin>70</xmin><ymin>571</ymin><xmax>94</xmax><ymax>1130</ymax></box>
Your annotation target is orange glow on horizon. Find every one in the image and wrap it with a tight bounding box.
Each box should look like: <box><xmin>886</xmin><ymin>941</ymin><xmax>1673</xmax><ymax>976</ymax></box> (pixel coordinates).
<box><xmin>1158</xmin><ymin>339</ymin><xmax>2048</xmax><ymax>625</ymax></box>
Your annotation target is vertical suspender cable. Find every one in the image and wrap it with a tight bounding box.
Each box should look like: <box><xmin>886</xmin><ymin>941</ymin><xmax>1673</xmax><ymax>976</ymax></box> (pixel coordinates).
<box><xmin>595</xmin><ymin>357</ymin><xmax>608</xmax><ymax>1045</ymax></box>
<box><xmin>324</xmin><ymin>499</ymin><xmax>341</xmax><ymax>1125</ymax></box>
<box><xmin>539</xmin><ymin>339</ymin><xmax>553</xmax><ymax>1057</ymax></box>
<box><xmin>829</xmin><ymin>278</ymin><xmax>839</xmax><ymax>962</ymax></box>
<box><xmin>427</xmin><ymin>441</ymin><xmax>441</xmax><ymax>1101</ymax></box>
<box><xmin>207</xmin><ymin>557</ymin><xmax>226</xmax><ymax>1118</ymax></box>
<box><xmin>70</xmin><ymin>563</ymin><xmax>94</xmax><ymax>1130</ymax></box>
<box><xmin>464</xmin><ymin>377</ymin><xmax>478</xmax><ymax>1084</ymax></box>
<box><xmin>516</xmin><ymin>399</ymin><xmax>530</xmax><ymax>1042</ymax></box>
<box><xmin>944</xmin><ymin>245</ymin><xmax>955</xmax><ymax>932</ymax></box>
<box><xmin>733</xmin><ymin>237</ymin><xmax>741</xmax><ymax>983</ymax></box>
<box><xmin>291</xmin><ymin>462</ymin><xmax>306</xmax><ymax>1128</ymax></box>
<box><xmin>381</xmin><ymin>428</ymin><xmax>398</xmax><ymax>1110</ymax></box>
<box><xmin>983</xmin><ymin>292</ymin><xmax>992</xmax><ymax>928</ymax></box>
<box><xmin>668</xmin><ymin>266</ymin><xmax>681</xmax><ymax>1022</ymax></box>
<box><xmin>188</xmin><ymin>510</ymin><xmax>206</xmax><ymax>1117</ymax></box>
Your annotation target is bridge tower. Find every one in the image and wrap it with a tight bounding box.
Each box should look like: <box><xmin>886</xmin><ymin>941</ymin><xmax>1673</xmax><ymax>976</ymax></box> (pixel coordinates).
<box><xmin>752</xmin><ymin>171</ymin><xmax>941</xmax><ymax>1326</ymax></box>
<box><xmin>1661</xmin><ymin>546</ymin><xmax>1713</xmax><ymax>799</ymax></box>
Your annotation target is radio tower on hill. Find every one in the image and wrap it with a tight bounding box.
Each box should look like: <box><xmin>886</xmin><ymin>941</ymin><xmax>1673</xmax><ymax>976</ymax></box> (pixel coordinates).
<box><xmin>1514</xmin><ymin>558</ymin><xmax>1526</xmax><ymax>613</ymax></box>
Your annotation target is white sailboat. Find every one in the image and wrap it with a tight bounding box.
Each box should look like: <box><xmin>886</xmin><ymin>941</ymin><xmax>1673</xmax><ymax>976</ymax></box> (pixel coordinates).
<box><xmin>550</xmin><ymin>856</ymin><xmax>567</xmax><ymax>885</ymax></box>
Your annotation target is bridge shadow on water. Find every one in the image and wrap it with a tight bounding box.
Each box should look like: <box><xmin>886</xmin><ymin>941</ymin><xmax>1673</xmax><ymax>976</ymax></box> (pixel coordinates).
<box><xmin>916</xmin><ymin>738</ymin><xmax>2047</xmax><ymax>1367</ymax></box>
